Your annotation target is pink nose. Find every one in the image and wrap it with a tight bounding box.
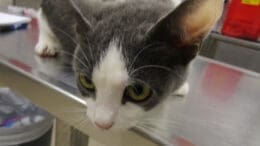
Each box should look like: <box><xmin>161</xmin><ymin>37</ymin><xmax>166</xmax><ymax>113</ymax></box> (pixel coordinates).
<box><xmin>95</xmin><ymin>122</ymin><xmax>114</xmax><ymax>130</ymax></box>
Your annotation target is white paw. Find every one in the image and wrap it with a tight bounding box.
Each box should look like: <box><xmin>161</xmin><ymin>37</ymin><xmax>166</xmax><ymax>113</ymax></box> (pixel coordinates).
<box><xmin>174</xmin><ymin>82</ymin><xmax>189</xmax><ymax>96</ymax></box>
<box><xmin>35</xmin><ymin>39</ymin><xmax>58</xmax><ymax>57</ymax></box>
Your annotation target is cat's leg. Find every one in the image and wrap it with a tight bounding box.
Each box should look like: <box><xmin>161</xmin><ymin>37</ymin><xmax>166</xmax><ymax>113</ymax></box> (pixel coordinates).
<box><xmin>35</xmin><ymin>9</ymin><xmax>61</xmax><ymax>57</ymax></box>
<box><xmin>174</xmin><ymin>82</ymin><xmax>189</xmax><ymax>96</ymax></box>
<box><xmin>150</xmin><ymin>82</ymin><xmax>189</xmax><ymax>143</ymax></box>
<box><xmin>148</xmin><ymin>92</ymin><xmax>187</xmax><ymax>144</ymax></box>
<box><xmin>171</xmin><ymin>0</ymin><xmax>183</xmax><ymax>5</ymax></box>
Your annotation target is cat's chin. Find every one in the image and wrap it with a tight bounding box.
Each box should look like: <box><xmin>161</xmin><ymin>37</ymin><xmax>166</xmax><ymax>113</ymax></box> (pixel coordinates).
<box><xmin>86</xmin><ymin>111</ymin><xmax>136</xmax><ymax>132</ymax></box>
<box><xmin>85</xmin><ymin>98</ymin><xmax>144</xmax><ymax>131</ymax></box>
<box><xmin>90</xmin><ymin>122</ymin><xmax>133</xmax><ymax>132</ymax></box>
<box><xmin>87</xmin><ymin>116</ymin><xmax>137</xmax><ymax>132</ymax></box>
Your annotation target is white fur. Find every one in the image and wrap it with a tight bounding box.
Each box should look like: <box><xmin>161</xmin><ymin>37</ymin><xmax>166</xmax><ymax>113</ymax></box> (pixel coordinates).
<box><xmin>174</xmin><ymin>82</ymin><xmax>189</xmax><ymax>96</ymax></box>
<box><xmin>86</xmin><ymin>39</ymin><xmax>145</xmax><ymax>130</ymax></box>
<box><xmin>35</xmin><ymin>9</ymin><xmax>61</xmax><ymax>56</ymax></box>
<box><xmin>171</xmin><ymin>0</ymin><xmax>183</xmax><ymax>7</ymax></box>
<box><xmin>86</xmin><ymin>39</ymin><xmax>190</xmax><ymax>130</ymax></box>
<box><xmin>116</xmin><ymin>0</ymin><xmax>126</xmax><ymax>2</ymax></box>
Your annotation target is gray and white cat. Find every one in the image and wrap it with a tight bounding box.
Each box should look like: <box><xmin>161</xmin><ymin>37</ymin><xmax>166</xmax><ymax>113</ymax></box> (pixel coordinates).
<box><xmin>35</xmin><ymin>0</ymin><xmax>223</xmax><ymax>131</ymax></box>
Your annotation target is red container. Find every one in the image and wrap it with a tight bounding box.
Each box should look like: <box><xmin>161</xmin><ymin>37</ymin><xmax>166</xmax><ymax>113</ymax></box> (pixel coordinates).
<box><xmin>222</xmin><ymin>0</ymin><xmax>260</xmax><ymax>41</ymax></box>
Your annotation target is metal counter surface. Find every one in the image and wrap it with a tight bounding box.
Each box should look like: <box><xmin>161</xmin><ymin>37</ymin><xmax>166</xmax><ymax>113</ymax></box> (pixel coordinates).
<box><xmin>1</xmin><ymin>26</ymin><xmax>260</xmax><ymax>146</ymax></box>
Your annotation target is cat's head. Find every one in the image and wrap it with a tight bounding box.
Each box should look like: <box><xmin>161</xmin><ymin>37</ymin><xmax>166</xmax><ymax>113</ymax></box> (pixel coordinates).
<box><xmin>71</xmin><ymin>0</ymin><xmax>223</xmax><ymax>130</ymax></box>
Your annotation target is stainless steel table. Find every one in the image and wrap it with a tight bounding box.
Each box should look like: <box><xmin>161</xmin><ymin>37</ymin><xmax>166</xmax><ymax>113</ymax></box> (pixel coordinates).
<box><xmin>1</xmin><ymin>24</ymin><xmax>260</xmax><ymax>146</ymax></box>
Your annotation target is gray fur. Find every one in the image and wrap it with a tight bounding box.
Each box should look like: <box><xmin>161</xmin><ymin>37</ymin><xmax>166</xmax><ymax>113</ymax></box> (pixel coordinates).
<box><xmin>41</xmin><ymin>0</ymin><xmax>207</xmax><ymax>110</ymax></box>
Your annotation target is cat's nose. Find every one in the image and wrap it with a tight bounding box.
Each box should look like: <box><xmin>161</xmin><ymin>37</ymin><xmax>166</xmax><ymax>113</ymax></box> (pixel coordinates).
<box><xmin>94</xmin><ymin>105</ymin><xmax>117</xmax><ymax>130</ymax></box>
<box><xmin>95</xmin><ymin>121</ymin><xmax>114</xmax><ymax>130</ymax></box>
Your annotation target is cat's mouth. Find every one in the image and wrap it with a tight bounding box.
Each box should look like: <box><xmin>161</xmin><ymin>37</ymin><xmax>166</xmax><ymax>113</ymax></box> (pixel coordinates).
<box><xmin>94</xmin><ymin>121</ymin><xmax>114</xmax><ymax>130</ymax></box>
<box><xmin>86</xmin><ymin>108</ymin><xmax>137</xmax><ymax>131</ymax></box>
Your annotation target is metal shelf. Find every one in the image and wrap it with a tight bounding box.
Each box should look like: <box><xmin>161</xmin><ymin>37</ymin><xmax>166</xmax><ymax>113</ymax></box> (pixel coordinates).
<box><xmin>1</xmin><ymin>26</ymin><xmax>260</xmax><ymax>146</ymax></box>
<box><xmin>211</xmin><ymin>33</ymin><xmax>260</xmax><ymax>51</ymax></box>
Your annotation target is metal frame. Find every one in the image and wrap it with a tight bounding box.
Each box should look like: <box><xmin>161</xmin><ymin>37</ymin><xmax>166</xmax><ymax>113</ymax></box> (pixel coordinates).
<box><xmin>200</xmin><ymin>33</ymin><xmax>260</xmax><ymax>58</ymax></box>
<box><xmin>0</xmin><ymin>59</ymin><xmax>157</xmax><ymax>146</ymax></box>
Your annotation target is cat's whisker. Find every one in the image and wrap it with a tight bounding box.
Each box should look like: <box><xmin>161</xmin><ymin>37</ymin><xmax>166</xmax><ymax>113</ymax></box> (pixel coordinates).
<box><xmin>55</xmin><ymin>110</ymin><xmax>86</xmax><ymax>115</ymax></box>
<box><xmin>135</xmin><ymin>124</ymin><xmax>154</xmax><ymax>132</ymax></box>
<box><xmin>59</xmin><ymin>106</ymin><xmax>85</xmax><ymax>110</ymax></box>
<box><xmin>51</xmin><ymin>26</ymin><xmax>78</xmax><ymax>45</ymax></box>
<box><xmin>66</xmin><ymin>116</ymin><xmax>84</xmax><ymax>122</ymax></box>
<box><xmin>54</xmin><ymin>108</ymin><xmax>85</xmax><ymax>115</ymax></box>
<box><xmin>129</xmin><ymin>43</ymin><xmax>162</xmax><ymax>71</ymax></box>
<box><xmin>56</xmin><ymin>116</ymin><xmax>84</xmax><ymax>127</ymax></box>
<box><xmin>137</xmin><ymin>122</ymin><xmax>159</xmax><ymax>129</ymax></box>
<box><xmin>135</xmin><ymin>123</ymin><xmax>171</xmax><ymax>136</ymax></box>
<box><xmin>60</xmin><ymin>108</ymin><xmax>86</xmax><ymax>118</ymax></box>
<box><xmin>134</xmin><ymin>125</ymin><xmax>150</xmax><ymax>131</ymax></box>
<box><xmin>80</xmin><ymin>47</ymin><xmax>92</xmax><ymax>68</ymax></box>
<box><xmin>84</xmin><ymin>36</ymin><xmax>95</xmax><ymax>63</ymax></box>
<box><xmin>130</xmin><ymin>64</ymin><xmax>173</xmax><ymax>76</ymax></box>
<box><xmin>136</xmin><ymin>125</ymin><xmax>172</xmax><ymax>145</ymax></box>
<box><xmin>58</xmin><ymin>50</ymin><xmax>90</xmax><ymax>69</ymax></box>
<box><xmin>42</xmin><ymin>48</ymin><xmax>86</xmax><ymax>70</ymax></box>
<box><xmin>60</xmin><ymin>73</ymin><xmax>75</xmax><ymax>79</ymax></box>
<box><xmin>55</xmin><ymin>108</ymin><xmax>85</xmax><ymax>112</ymax></box>
<box><xmin>140</xmin><ymin>118</ymin><xmax>180</xmax><ymax>125</ymax></box>
<box><xmin>140</xmin><ymin>118</ymin><xmax>180</xmax><ymax>122</ymax></box>
<box><xmin>37</xmin><ymin>64</ymin><xmax>90</xmax><ymax>79</ymax></box>
<box><xmin>138</xmin><ymin>123</ymin><xmax>178</xmax><ymax>132</ymax></box>
<box><xmin>141</xmin><ymin>122</ymin><xmax>179</xmax><ymax>128</ymax></box>
<box><xmin>77</xmin><ymin>119</ymin><xmax>89</xmax><ymax>130</ymax></box>
<box><xmin>74</xmin><ymin>68</ymin><xmax>92</xmax><ymax>74</ymax></box>
<box><xmin>135</xmin><ymin>124</ymin><xmax>155</xmax><ymax>131</ymax></box>
<box><xmin>135</xmin><ymin>123</ymin><xmax>180</xmax><ymax>134</ymax></box>
<box><xmin>77</xmin><ymin>72</ymin><xmax>93</xmax><ymax>78</ymax></box>
<box><xmin>135</xmin><ymin>124</ymin><xmax>169</xmax><ymax>138</ymax></box>
<box><xmin>138</xmin><ymin>119</ymin><xmax>181</xmax><ymax>129</ymax></box>
<box><xmin>46</xmin><ymin>50</ymin><xmax>85</xmax><ymax>65</ymax></box>
<box><xmin>75</xmin><ymin>68</ymin><xmax>89</xmax><ymax>72</ymax></box>
<box><xmin>73</xmin><ymin>116</ymin><xmax>85</xmax><ymax>125</ymax></box>
<box><xmin>67</xmin><ymin>113</ymin><xmax>95</xmax><ymax>132</ymax></box>
<box><xmin>70</xmin><ymin>118</ymin><xmax>87</xmax><ymax>129</ymax></box>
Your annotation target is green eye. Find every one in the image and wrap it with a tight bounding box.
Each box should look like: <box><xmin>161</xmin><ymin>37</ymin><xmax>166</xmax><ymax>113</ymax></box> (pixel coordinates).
<box><xmin>79</xmin><ymin>74</ymin><xmax>95</xmax><ymax>91</ymax></box>
<box><xmin>126</xmin><ymin>83</ymin><xmax>151</xmax><ymax>102</ymax></box>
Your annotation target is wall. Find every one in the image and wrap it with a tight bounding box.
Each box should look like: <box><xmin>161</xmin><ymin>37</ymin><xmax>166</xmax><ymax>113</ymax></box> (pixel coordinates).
<box><xmin>0</xmin><ymin>0</ymin><xmax>13</xmax><ymax>10</ymax></box>
<box><xmin>15</xmin><ymin>0</ymin><xmax>41</xmax><ymax>9</ymax></box>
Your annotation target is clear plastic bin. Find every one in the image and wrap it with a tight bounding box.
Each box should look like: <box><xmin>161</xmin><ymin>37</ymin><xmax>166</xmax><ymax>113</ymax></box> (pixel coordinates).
<box><xmin>0</xmin><ymin>88</ymin><xmax>53</xmax><ymax>146</ymax></box>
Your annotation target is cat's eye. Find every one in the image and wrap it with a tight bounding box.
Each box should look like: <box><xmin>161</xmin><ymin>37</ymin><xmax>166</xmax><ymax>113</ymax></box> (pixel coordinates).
<box><xmin>125</xmin><ymin>83</ymin><xmax>152</xmax><ymax>102</ymax></box>
<box><xmin>79</xmin><ymin>74</ymin><xmax>95</xmax><ymax>91</ymax></box>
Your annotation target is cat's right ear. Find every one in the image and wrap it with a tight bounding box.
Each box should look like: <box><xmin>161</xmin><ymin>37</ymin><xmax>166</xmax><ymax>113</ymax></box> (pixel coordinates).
<box><xmin>146</xmin><ymin>0</ymin><xmax>223</xmax><ymax>63</ymax></box>
<box><xmin>69</xmin><ymin>0</ymin><xmax>92</xmax><ymax>37</ymax></box>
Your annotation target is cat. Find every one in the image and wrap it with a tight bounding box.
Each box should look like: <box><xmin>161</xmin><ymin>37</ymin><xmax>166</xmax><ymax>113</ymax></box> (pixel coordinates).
<box><xmin>35</xmin><ymin>0</ymin><xmax>223</xmax><ymax>131</ymax></box>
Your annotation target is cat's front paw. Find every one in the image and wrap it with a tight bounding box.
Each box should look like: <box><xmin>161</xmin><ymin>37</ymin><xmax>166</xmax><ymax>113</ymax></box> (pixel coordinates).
<box><xmin>174</xmin><ymin>82</ymin><xmax>189</xmax><ymax>96</ymax></box>
<box><xmin>35</xmin><ymin>40</ymin><xmax>58</xmax><ymax>57</ymax></box>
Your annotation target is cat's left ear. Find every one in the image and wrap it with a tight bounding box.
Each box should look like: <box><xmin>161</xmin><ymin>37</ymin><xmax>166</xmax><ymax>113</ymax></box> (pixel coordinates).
<box><xmin>69</xmin><ymin>0</ymin><xmax>92</xmax><ymax>37</ymax></box>
<box><xmin>147</xmin><ymin>0</ymin><xmax>223</xmax><ymax>62</ymax></box>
